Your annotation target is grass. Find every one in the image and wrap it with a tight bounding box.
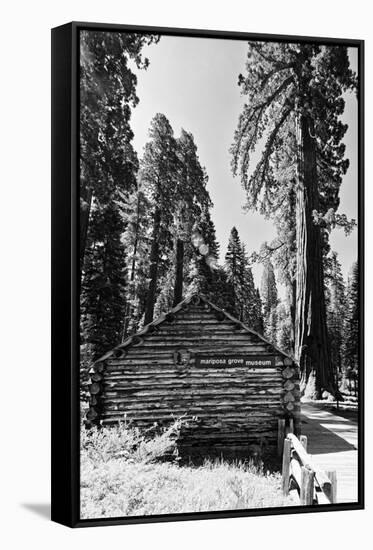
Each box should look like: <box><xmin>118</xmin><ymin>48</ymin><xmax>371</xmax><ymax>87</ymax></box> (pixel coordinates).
<box><xmin>80</xmin><ymin>420</ymin><xmax>292</xmax><ymax>519</ymax></box>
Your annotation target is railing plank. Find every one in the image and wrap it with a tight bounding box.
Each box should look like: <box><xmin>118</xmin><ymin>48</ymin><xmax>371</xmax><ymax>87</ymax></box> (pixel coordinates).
<box><xmin>282</xmin><ymin>433</ymin><xmax>337</xmax><ymax>506</ymax></box>
<box><xmin>287</xmin><ymin>433</ymin><xmax>331</xmax><ymax>494</ymax></box>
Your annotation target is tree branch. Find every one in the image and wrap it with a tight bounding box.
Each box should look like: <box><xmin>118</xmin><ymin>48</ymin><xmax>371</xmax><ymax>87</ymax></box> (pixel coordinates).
<box><xmin>234</xmin><ymin>76</ymin><xmax>294</xmax><ymax>168</ymax></box>
<box><xmin>260</xmin><ymin>64</ymin><xmax>295</xmax><ymax>91</ymax></box>
<box><xmin>251</xmin><ymin>106</ymin><xmax>292</xmax><ymax>189</ymax></box>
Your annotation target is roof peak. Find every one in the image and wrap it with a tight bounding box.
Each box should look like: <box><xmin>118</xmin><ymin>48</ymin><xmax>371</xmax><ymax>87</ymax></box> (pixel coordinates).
<box><xmin>92</xmin><ymin>292</ymin><xmax>293</xmax><ymax>366</ymax></box>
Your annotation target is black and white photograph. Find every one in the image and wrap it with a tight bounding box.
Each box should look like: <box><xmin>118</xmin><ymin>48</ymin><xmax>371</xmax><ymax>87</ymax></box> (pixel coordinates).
<box><xmin>78</xmin><ymin>26</ymin><xmax>362</xmax><ymax>521</ymax></box>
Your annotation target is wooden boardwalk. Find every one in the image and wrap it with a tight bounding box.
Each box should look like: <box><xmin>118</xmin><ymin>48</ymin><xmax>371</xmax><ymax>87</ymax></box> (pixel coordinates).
<box><xmin>300</xmin><ymin>403</ymin><xmax>358</xmax><ymax>504</ymax></box>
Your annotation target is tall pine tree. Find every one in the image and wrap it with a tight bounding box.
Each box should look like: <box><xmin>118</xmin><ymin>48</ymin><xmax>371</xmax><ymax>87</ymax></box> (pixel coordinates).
<box><xmin>81</xmin><ymin>203</ymin><xmax>126</xmax><ymax>362</ymax></box>
<box><xmin>325</xmin><ymin>251</ymin><xmax>347</xmax><ymax>387</ymax></box>
<box><xmin>225</xmin><ymin>227</ymin><xmax>264</xmax><ymax>331</ymax></box>
<box><xmin>345</xmin><ymin>261</ymin><xmax>359</xmax><ymax>373</ymax></box>
<box><xmin>225</xmin><ymin>227</ymin><xmax>246</xmax><ymax>319</ymax></box>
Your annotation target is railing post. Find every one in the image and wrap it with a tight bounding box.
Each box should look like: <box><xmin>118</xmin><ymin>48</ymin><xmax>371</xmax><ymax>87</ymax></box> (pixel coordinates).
<box><xmin>300</xmin><ymin>466</ymin><xmax>314</xmax><ymax>505</ymax></box>
<box><xmin>278</xmin><ymin>418</ymin><xmax>285</xmax><ymax>457</ymax></box>
<box><xmin>282</xmin><ymin>437</ymin><xmax>292</xmax><ymax>495</ymax></box>
<box><xmin>325</xmin><ymin>470</ymin><xmax>337</xmax><ymax>503</ymax></box>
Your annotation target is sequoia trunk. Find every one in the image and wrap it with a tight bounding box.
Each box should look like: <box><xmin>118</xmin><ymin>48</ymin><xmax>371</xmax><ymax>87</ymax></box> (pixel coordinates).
<box><xmin>294</xmin><ymin>114</ymin><xmax>337</xmax><ymax>399</ymax></box>
<box><xmin>122</xmin><ymin>193</ymin><xmax>141</xmax><ymax>340</ymax></box>
<box><xmin>80</xmin><ymin>185</ymin><xmax>92</xmax><ymax>272</ymax></box>
<box><xmin>144</xmin><ymin>207</ymin><xmax>161</xmax><ymax>325</ymax></box>
<box><xmin>173</xmin><ymin>238</ymin><xmax>184</xmax><ymax>306</ymax></box>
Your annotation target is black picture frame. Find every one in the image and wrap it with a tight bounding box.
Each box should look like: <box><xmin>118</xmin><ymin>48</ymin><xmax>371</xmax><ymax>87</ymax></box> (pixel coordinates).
<box><xmin>51</xmin><ymin>21</ymin><xmax>365</xmax><ymax>528</ymax></box>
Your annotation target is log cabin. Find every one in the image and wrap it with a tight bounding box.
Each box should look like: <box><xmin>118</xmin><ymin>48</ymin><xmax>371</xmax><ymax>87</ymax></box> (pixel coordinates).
<box><xmin>86</xmin><ymin>294</ymin><xmax>300</xmax><ymax>458</ymax></box>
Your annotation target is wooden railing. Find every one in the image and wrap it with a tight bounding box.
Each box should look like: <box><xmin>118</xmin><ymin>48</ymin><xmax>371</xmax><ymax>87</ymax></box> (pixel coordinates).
<box><xmin>280</xmin><ymin>426</ymin><xmax>337</xmax><ymax>505</ymax></box>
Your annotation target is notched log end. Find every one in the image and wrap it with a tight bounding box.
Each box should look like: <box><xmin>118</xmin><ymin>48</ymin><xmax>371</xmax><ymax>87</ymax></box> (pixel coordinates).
<box><xmin>132</xmin><ymin>335</ymin><xmax>144</xmax><ymax>346</ymax></box>
<box><xmin>215</xmin><ymin>311</ymin><xmax>225</xmax><ymax>322</ymax></box>
<box><xmin>282</xmin><ymin>366</ymin><xmax>295</xmax><ymax>379</ymax></box>
<box><xmin>113</xmin><ymin>348</ymin><xmax>126</xmax><ymax>358</ymax></box>
<box><xmin>94</xmin><ymin>361</ymin><xmax>106</xmax><ymax>373</ymax></box>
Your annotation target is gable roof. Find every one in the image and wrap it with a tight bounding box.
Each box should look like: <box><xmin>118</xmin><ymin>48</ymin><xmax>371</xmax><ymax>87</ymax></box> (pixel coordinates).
<box><xmin>92</xmin><ymin>293</ymin><xmax>293</xmax><ymax>367</ymax></box>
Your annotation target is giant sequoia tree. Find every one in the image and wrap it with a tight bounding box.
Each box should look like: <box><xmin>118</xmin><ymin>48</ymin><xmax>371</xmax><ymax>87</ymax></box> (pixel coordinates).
<box><xmin>140</xmin><ymin>114</ymin><xmax>180</xmax><ymax>324</ymax></box>
<box><xmin>80</xmin><ymin>31</ymin><xmax>158</xmax><ymax>269</ymax></box>
<box><xmin>260</xmin><ymin>259</ymin><xmax>279</xmax><ymax>342</ymax></box>
<box><xmin>173</xmin><ymin>130</ymin><xmax>211</xmax><ymax>306</ymax></box>
<box><xmin>121</xmin><ymin>184</ymin><xmax>152</xmax><ymax>337</ymax></box>
<box><xmin>80</xmin><ymin>32</ymin><xmax>158</xmax><ymax>372</ymax></box>
<box><xmin>260</xmin><ymin>260</ymin><xmax>278</xmax><ymax>318</ymax></box>
<box><xmin>231</xmin><ymin>42</ymin><xmax>355</xmax><ymax>398</ymax></box>
<box><xmin>140</xmin><ymin>118</ymin><xmax>214</xmax><ymax>324</ymax></box>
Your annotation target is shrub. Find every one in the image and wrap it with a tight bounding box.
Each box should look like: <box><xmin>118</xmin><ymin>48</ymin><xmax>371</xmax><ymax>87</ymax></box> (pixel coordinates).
<box><xmin>80</xmin><ymin>421</ymin><xmax>292</xmax><ymax>519</ymax></box>
<box><xmin>81</xmin><ymin>418</ymin><xmax>182</xmax><ymax>464</ymax></box>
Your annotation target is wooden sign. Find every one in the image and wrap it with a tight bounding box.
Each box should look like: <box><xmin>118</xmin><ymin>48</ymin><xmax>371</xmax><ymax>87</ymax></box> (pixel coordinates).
<box><xmin>173</xmin><ymin>349</ymin><xmax>192</xmax><ymax>366</ymax></box>
<box><xmin>195</xmin><ymin>355</ymin><xmax>275</xmax><ymax>368</ymax></box>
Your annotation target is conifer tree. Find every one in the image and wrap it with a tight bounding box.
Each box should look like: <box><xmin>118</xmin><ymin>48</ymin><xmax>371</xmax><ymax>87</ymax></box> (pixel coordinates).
<box><xmin>121</xmin><ymin>183</ymin><xmax>152</xmax><ymax>337</ymax></box>
<box><xmin>324</xmin><ymin>251</ymin><xmax>347</xmax><ymax>386</ymax></box>
<box><xmin>241</xmin><ymin>246</ymin><xmax>263</xmax><ymax>332</ymax></box>
<box><xmin>276</xmin><ymin>303</ymin><xmax>293</xmax><ymax>353</ymax></box>
<box><xmin>260</xmin><ymin>259</ymin><xmax>278</xmax><ymax>319</ymax></box>
<box><xmin>225</xmin><ymin>227</ymin><xmax>246</xmax><ymax>319</ymax></box>
<box><xmin>140</xmin><ymin>114</ymin><xmax>180</xmax><ymax>324</ymax></box>
<box><xmin>260</xmin><ymin>259</ymin><xmax>279</xmax><ymax>342</ymax></box>
<box><xmin>186</xmin><ymin>208</ymin><xmax>219</xmax><ymax>294</ymax></box>
<box><xmin>173</xmin><ymin>130</ymin><xmax>211</xmax><ymax>306</ymax></box>
<box><xmin>253</xmin><ymin>288</ymin><xmax>264</xmax><ymax>334</ymax></box>
<box><xmin>80</xmin><ymin>32</ymin><xmax>159</xmax><ymax>384</ymax></box>
<box><xmin>185</xmin><ymin>213</ymin><xmax>234</xmax><ymax>312</ymax></box>
<box><xmin>224</xmin><ymin>228</ymin><xmax>264</xmax><ymax>331</ymax></box>
<box><xmin>80</xmin><ymin>31</ymin><xmax>158</xmax><ymax>269</ymax></box>
<box><xmin>81</xmin><ymin>203</ymin><xmax>126</xmax><ymax>362</ymax></box>
<box><xmin>345</xmin><ymin>261</ymin><xmax>359</xmax><ymax>373</ymax></box>
<box><xmin>232</xmin><ymin>42</ymin><xmax>356</xmax><ymax>398</ymax></box>
<box><xmin>267</xmin><ymin>306</ymin><xmax>278</xmax><ymax>346</ymax></box>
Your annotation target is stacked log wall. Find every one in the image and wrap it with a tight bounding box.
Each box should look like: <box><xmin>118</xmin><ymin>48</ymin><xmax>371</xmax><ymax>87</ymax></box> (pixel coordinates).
<box><xmin>87</xmin><ymin>298</ymin><xmax>300</xmax><ymax>457</ymax></box>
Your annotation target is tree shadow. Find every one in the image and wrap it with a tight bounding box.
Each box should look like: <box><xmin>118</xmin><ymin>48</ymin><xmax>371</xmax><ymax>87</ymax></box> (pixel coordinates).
<box><xmin>177</xmin><ymin>443</ymin><xmax>282</xmax><ymax>473</ymax></box>
<box><xmin>301</xmin><ymin>413</ymin><xmax>357</xmax><ymax>454</ymax></box>
<box><xmin>21</xmin><ymin>503</ymin><xmax>50</xmax><ymax>520</ymax></box>
<box><xmin>325</xmin><ymin>407</ymin><xmax>358</xmax><ymax>422</ymax></box>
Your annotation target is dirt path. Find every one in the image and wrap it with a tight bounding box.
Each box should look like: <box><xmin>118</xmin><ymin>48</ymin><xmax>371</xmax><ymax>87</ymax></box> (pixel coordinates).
<box><xmin>300</xmin><ymin>402</ymin><xmax>358</xmax><ymax>504</ymax></box>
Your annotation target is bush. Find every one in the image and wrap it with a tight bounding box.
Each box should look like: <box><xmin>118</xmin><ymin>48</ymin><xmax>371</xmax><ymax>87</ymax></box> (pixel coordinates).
<box><xmin>81</xmin><ymin>419</ymin><xmax>182</xmax><ymax>465</ymax></box>
<box><xmin>80</xmin><ymin>421</ymin><xmax>291</xmax><ymax>519</ymax></box>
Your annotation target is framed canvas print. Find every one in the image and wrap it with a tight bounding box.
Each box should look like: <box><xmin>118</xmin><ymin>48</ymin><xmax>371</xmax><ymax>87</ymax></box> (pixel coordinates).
<box><xmin>51</xmin><ymin>22</ymin><xmax>364</xmax><ymax>527</ymax></box>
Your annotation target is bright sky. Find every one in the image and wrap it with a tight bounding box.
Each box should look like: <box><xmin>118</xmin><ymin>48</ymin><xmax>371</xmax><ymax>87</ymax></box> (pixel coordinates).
<box><xmin>130</xmin><ymin>36</ymin><xmax>358</xmax><ymax>292</ymax></box>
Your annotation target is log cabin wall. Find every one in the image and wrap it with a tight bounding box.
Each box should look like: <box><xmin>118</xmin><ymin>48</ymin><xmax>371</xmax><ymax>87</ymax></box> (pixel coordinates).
<box><xmin>86</xmin><ymin>295</ymin><xmax>300</xmax><ymax>458</ymax></box>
